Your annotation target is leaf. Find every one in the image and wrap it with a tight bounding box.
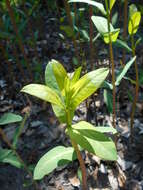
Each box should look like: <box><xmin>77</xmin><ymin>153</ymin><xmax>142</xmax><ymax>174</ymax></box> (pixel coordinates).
<box><xmin>70</xmin><ymin>67</ymin><xmax>82</xmax><ymax>86</ymax></box>
<box><xmin>45</xmin><ymin>61</ymin><xmax>60</xmax><ymax>92</ymax></box>
<box><xmin>21</xmin><ymin>84</ymin><xmax>64</xmax><ymax>108</ymax></box>
<box><xmin>129</xmin><ymin>4</ymin><xmax>138</xmax><ymax>18</ymax></box>
<box><xmin>34</xmin><ymin>146</ymin><xmax>77</xmax><ymax>180</ymax></box>
<box><xmin>103</xmin><ymin>29</ymin><xmax>120</xmax><ymax>44</ymax></box>
<box><xmin>128</xmin><ymin>12</ymin><xmax>141</xmax><ymax>35</ymax></box>
<box><xmin>91</xmin><ymin>16</ymin><xmax>120</xmax><ymax>43</ymax></box>
<box><xmin>72</xmin><ymin>121</ymin><xmax>117</xmax><ymax>134</ymax></box>
<box><xmin>102</xmin><ymin>81</ymin><xmax>113</xmax><ymax>90</ymax></box>
<box><xmin>52</xmin><ymin>105</ymin><xmax>67</xmax><ymax>123</ymax></box>
<box><xmin>60</xmin><ymin>25</ymin><xmax>74</xmax><ymax>38</ymax></box>
<box><xmin>95</xmin><ymin>126</ymin><xmax>117</xmax><ymax>135</ymax></box>
<box><xmin>71</xmin><ymin>68</ymin><xmax>109</xmax><ymax>109</ymax></box>
<box><xmin>110</xmin><ymin>0</ymin><xmax>116</xmax><ymax>11</ymax></box>
<box><xmin>104</xmin><ymin>89</ymin><xmax>113</xmax><ymax>114</ymax></box>
<box><xmin>115</xmin><ymin>56</ymin><xmax>136</xmax><ymax>86</ymax></box>
<box><xmin>68</xmin><ymin>0</ymin><xmax>106</xmax><ymax>15</ymax></box>
<box><xmin>114</xmin><ymin>39</ymin><xmax>132</xmax><ymax>53</ymax></box>
<box><xmin>67</xmin><ymin>121</ymin><xmax>117</xmax><ymax>161</ymax></box>
<box><xmin>92</xmin><ymin>16</ymin><xmax>112</xmax><ymax>34</ymax></box>
<box><xmin>0</xmin><ymin>113</ymin><xmax>22</xmax><ymax>126</ymax></box>
<box><xmin>52</xmin><ymin>60</ymin><xmax>68</xmax><ymax>91</ymax></box>
<box><xmin>0</xmin><ymin>149</ymin><xmax>22</xmax><ymax>168</ymax></box>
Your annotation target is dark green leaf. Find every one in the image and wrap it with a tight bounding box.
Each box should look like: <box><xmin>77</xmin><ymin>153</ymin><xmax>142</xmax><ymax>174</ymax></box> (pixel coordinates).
<box><xmin>0</xmin><ymin>113</ymin><xmax>22</xmax><ymax>126</ymax></box>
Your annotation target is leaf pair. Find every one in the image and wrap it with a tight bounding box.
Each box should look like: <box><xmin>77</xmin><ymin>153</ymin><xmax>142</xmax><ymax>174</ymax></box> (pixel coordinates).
<box><xmin>0</xmin><ymin>148</ymin><xmax>22</xmax><ymax>168</ymax></box>
<box><xmin>91</xmin><ymin>16</ymin><xmax>120</xmax><ymax>44</ymax></box>
<box><xmin>67</xmin><ymin>121</ymin><xmax>117</xmax><ymax>161</ymax></box>
<box><xmin>34</xmin><ymin>121</ymin><xmax>117</xmax><ymax>180</ymax></box>
<box><xmin>128</xmin><ymin>6</ymin><xmax>141</xmax><ymax>35</ymax></box>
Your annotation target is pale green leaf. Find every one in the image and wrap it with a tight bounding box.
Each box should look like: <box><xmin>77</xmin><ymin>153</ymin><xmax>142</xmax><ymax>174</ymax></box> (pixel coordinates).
<box><xmin>95</xmin><ymin>126</ymin><xmax>117</xmax><ymax>135</ymax></box>
<box><xmin>34</xmin><ymin>146</ymin><xmax>77</xmax><ymax>180</ymax></box>
<box><xmin>69</xmin><ymin>0</ymin><xmax>106</xmax><ymax>15</ymax></box>
<box><xmin>0</xmin><ymin>113</ymin><xmax>22</xmax><ymax>125</ymax></box>
<box><xmin>67</xmin><ymin>121</ymin><xmax>117</xmax><ymax>161</ymax></box>
<box><xmin>91</xmin><ymin>16</ymin><xmax>120</xmax><ymax>43</ymax></box>
<box><xmin>70</xmin><ymin>67</ymin><xmax>82</xmax><ymax>86</ymax></box>
<box><xmin>45</xmin><ymin>61</ymin><xmax>59</xmax><ymax>92</ymax></box>
<box><xmin>92</xmin><ymin>16</ymin><xmax>113</xmax><ymax>34</ymax></box>
<box><xmin>103</xmin><ymin>29</ymin><xmax>120</xmax><ymax>43</ymax></box>
<box><xmin>52</xmin><ymin>104</ymin><xmax>67</xmax><ymax>123</ymax></box>
<box><xmin>21</xmin><ymin>84</ymin><xmax>64</xmax><ymax>108</ymax></box>
<box><xmin>128</xmin><ymin>12</ymin><xmax>141</xmax><ymax>35</ymax></box>
<box><xmin>115</xmin><ymin>56</ymin><xmax>136</xmax><ymax>86</ymax></box>
<box><xmin>129</xmin><ymin>4</ymin><xmax>138</xmax><ymax>18</ymax></box>
<box><xmin>52</xmin><ymin>60</ymin><xmax>68</xmax><ymax>91</ymax></box>
<box><xmin>72</xmin><ymin>121</ymin><xmax>117</xmax><ymax>134</ymax></box>
<box><xmin>110</xmin><ymin>0</ymin><xmax>116</xmax><ymax>11</ymax></box>
<box><xmin>71</xmin><ymin>68</ymin><xmax>109</xmax><ymax>109</ymax></box>
<box><xmin>0</xmin><ymin>149</ymin><xmax>22</xmax><ymax>168</ymax></box>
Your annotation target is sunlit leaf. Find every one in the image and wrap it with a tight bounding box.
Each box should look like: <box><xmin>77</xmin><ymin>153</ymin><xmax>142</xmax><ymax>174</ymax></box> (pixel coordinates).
<box><xmin>69</xmin><ymin>0</ymin><xmax>106</xmax><ymax>15</ymax></box>
<box><xmin>45</xmin><ymin>61</ymin><xmax>60</xmax><ymax>92</ymax></box>
<box><xmin>52</xmin><ymin>60</ymin><xmax>68</xmax><ymax>91</ymax></box>
<box><xmin>71</xmin><ymin>68</ymin><xmax>109</xmax><ymax>109</ymax></box>
<box><xmin>110</xmin><ymin>0</ymin><xmax>116</xmax><ymax>11</ymax></box>
<box><xmin>103</xmin><ymin>29</ymin><xmax>120</xmax><ymax>43</ymax></box>
<box><xmin>128</xmin><ymin>12</ymin><xmax>141</xmax><ymax>35</ymax></box>
<box><xmin>71</xmin><ymin>121</ymin><xmax>117</xmax><ymax>134</ymax></box>
<box><xmin>129</xmin><ymin>4</ymin><xmax>138</xmax><ymax>18</ymax></box>
<box><xmin>91</xmin><ymin>16</ymin><xmax>120</xmax><ymax>43</ymax></box>
<box><xmin>67</xmin><ymin>121</ymin><xmax>117</xmax><ymax>161</ymax></box>
<box><xmin>0</xmin><ymin>113</ymin><xmax>22</xmax><ymax>126</ymax></box>
<box><xmin>70</xmin><ymin>67</ymin><xmax>82</xmax><ymax>86</ymax></box>
<box><xmin>34</xmin><ymin>146</ymin><xmax>77</xmax><ymax>180</ymax></box>
<box><xmin>21</xmin><ymin>84</ymin><xmax>64</xmax><ymax>108</ymax></box>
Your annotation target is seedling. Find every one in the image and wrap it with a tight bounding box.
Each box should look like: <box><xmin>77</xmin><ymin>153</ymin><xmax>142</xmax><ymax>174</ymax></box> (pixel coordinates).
<box><xmin>21</xmin><ymin>60</ymin><xmax>117</xmax><ymax>189</ymax></box>
<box><xmin>128</xmin><ymin>6</ymin><xmax>141</xmax><ymax>140</ymax></box>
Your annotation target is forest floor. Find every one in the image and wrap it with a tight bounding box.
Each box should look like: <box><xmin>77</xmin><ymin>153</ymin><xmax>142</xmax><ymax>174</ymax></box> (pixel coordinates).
<box><xmin>0</xmin><ymin>10</ymin><xmax>143</xmax><ymax>190</ymax></box>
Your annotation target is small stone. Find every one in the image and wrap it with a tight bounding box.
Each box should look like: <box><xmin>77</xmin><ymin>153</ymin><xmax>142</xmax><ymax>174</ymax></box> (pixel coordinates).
<box><xmin>31</xmin><ymin>120</ymin><xmax>43</xmax><ymax>128</ymax></box>
<box><xmin>99</xmin><ymin>164</ymin><xmax>107</xmax><ymax>174</ymax></box>
<box><xmin>117</xmin><ymin>156</ymin><xmax>132</xmax><ymax>171</ymax></box>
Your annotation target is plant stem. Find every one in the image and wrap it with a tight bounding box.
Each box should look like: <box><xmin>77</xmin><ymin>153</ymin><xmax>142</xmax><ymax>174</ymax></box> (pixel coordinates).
<box><xmin>66</xmin><ymin>108</ymin><xmax>87</xmax><ymax>189</ymax></box>
<box><xmin>122</xmin><ymin>0</ymin><xmax>128</xmax><ymax>65</ymax></box>
<box><xmin>5</xmin><ymin>0</ymin><xmax>33</xmax><ymax>80</ymax></box>
<box><xmin>130</xmin><ymin>35</ymin><xmax>139</xmax><ymax>141</ymax></box>
<box><xmin>89</xmin><ymin>5</ymin><xmax>94</xmax><ymax>70</ymax></box>
<box><xmin>63</xmin><ymin>0</ymin><xmax>80</xmax><ymax>66</ymax></box>
<box><xmin>71</xmin><ymin>140</ymin><xmax>87</xmax><ymax>190</ymax></box>
<box><xmin>105</xmin><ymin>0</ymin><xmax>116</xmax><ymax>128</ymax></box>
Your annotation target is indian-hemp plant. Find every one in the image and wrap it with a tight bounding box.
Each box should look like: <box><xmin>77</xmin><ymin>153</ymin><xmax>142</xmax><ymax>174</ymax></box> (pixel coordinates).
<box><xmin>21</xmin><ymin>60</ymin><xmax>117</xmax><ymax>190</ymax></box>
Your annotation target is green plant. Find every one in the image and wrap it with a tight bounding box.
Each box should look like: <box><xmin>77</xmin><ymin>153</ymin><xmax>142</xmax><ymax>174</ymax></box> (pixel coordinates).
<box><xmin>0</xmin><ymin>112</ymin><xmax>38</xmax><ymax>189</ymax></box>
<box><xmin>69</xmin><ymin>0</ymin><xmax>119</xmax><ymax>128</ymax></box>
<box><xmin>128</xmin><ymin>6</ymin><xmax>141</xmax><ymax>140</ymax></box>
<box><xmin>21</xmin><ymin>60</ymin><xmax>117</xmax><ymax>189</ymax></box>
